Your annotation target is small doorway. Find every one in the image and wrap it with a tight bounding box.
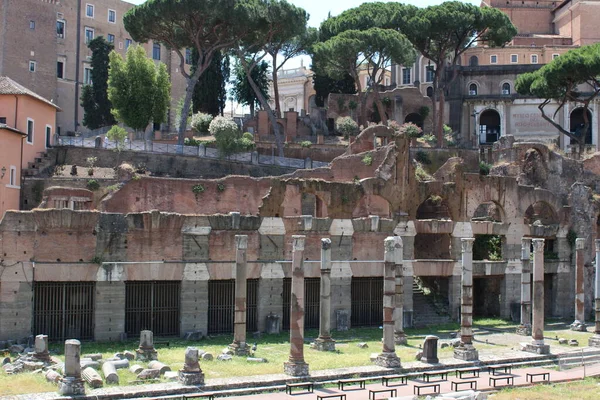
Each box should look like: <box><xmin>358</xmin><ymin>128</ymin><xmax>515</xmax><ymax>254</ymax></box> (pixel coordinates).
<box><xmin>45</xmin><ymin>126</ymin><xmax>52</xmax><ymax>148</ymax></box>
<box><xmin>570</xmin><ymin>107</ymin><xmax>593</xmax><ymax>144</ymax></box>
<box><xmin>479</xmin><ymin>109</ymin><xmax>501</xmax><ymax>144</ymax></box>
<box><xmin>404</xmin><ymin>112</ymin><xmax>423</xmax><ymax>128</ymax></box>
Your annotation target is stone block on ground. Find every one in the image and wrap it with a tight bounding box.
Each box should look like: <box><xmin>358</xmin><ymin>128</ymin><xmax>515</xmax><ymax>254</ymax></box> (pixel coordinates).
<box><xmin>164</xmin><ymin>371</ymin><xmax>178</xmax><ymax>380</ymax></box>
<box><xmin>137</xmin><ymin>368</ymin><xmax>160</xmax><ymax>380</ymax></box>
<box><xmin>9</xmin><ymin>345</ymin><xmax>24</xmax><ymax>354</ymax></box>
<box><xmin>129</xmin><ymin>365</ymin><xmax>144</xmax><ymax>374</ymax></box>
<box><xmin>82</xmin><ymin>367</ymin><xmax>103</xmax><ymax>389</ymax></box>
<box><xmin>357</xmin><ymin>342</ymin><xmax>368</xmax><ymax>348</ymax></box>
<box><xmin>87</xmin><ymin>353</ymin><xmax>102</xmax><ymax>361</ymax></box>
<box><xmin>569</xmin><ymin>339</ymin><xmax>579</xmax><ymax>346</ymax></box>
<box><xmin>217</xmin><ymin>354</ymin><xmax>232</xmax><ymax>361</ymax></box>
<box><xmin>558</xmin><ymin>338</ymin><xmax>568</xmax><ymax>345</ymax></box>
<box><xmin>201</xmin><ymin>353</ymin><xmax>213</xmax><ymax>361</ymax></box>
<box><xmin>45</xmin><ymin>369</ymin><xmax>62</xmax><ymax>383</ymax></box>
<box><xmin>123</xmin><ymin>351</ymin><xmax>135</xmax><ymax>360</ymax></box>
<box><xmin>148</xmin><ymin>360</ymin><xmax>171</xmax><ymax>375</ymax></box>
<box><xmin>102</xmin><ymin>362</ymin><xmax>119</xmax><ymax>384</ymax></box>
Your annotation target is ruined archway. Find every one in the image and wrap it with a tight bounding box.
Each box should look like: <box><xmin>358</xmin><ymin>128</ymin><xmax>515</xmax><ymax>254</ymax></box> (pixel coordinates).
<box><xmin>416</xmin><ymin>195</ymin><xmax>451</xmax><ymax>220</ymax></box>
<box><xmin>405</xmin><ymin>113</ymin><xmax>424</xmax><ymax>129</ymax></box>
<box><xmin>570</xmin><ymin>107</ymin><xmax>593</xmax><ymax>145</ymax></box>
<box><xmin>301</xmin><ymin>192</ymin><xmax>327</xmax><ymax>218</ymax></box>
<box><xmin>479</xmin><ymin>109</ymin><xmax>500</xmax><ymax>144</ymax></box>
<box><xmin>471</xmin><ymin>201</ymin><xmax>504</xmax><ymax>223</ymax></box>
<box><xmin>352</xmin><ymin>194</ymin><xmax>391</xmax><ymax>218</ymax></box>
<box><xmin>524</xmin><ymin>201</ymin><xmax>559</xmax><ymax>226</ymax></box>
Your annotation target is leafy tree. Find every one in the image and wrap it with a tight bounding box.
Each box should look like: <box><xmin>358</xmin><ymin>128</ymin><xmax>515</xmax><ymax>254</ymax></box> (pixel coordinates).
<box><xmin>106</xmin><ymin>125</ymin><xmax>128</xmax><ymax>150</ymax></box>
<box><xmin>231</xmin><ymin>58</ymin><xmax>270</xmax><ymax>118</ymax></box>
<box><xmin>515</xmin><ymin>43</ymin><xmax>600</xmax><ymax>154</ymax></box>
<box><xmin>313</xmin><ymin>27</ymin><xmax>415</xmax><ymax>125</ymax></box>
<box><xmin>402</xmin><ymin>1</ymin><xmax>516</xmax><ymax>146</ymax></box>
<box><xmin>124</xmin><ymin>0</ymin><xmax>261</xmax><ymax>145</ymax></box>
<box><xmin>209</xmin><ymin>116</ymin><xmax>241</xmax><ymax>156</ymax></box>
<box><xmin>107</xmin><ymin>45</ymin><xmax>171</xmax><ymax>134</ymax></box>
<box><xmin>192</xmin><ymin>49</ymin><xmax>230</xmax><ymax>116</ymax></box>
<box><xmin>81</xmin><ymin>37</ymin><xmax>116</xmax><ymax>130</ymax></box>
<box><xmin>311</xmin><ymin>55</ymin><xmax>356</xmax><ymax>108</ymax></box>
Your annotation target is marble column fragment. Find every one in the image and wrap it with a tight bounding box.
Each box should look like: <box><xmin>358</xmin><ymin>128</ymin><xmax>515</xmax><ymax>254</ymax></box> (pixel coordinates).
<box><xmin>522</xmin><ymin>238</ymin><xmax>550</xmax><ymax>354</ymax></box>
<box><xmin>283</xmin><ymin>235</ymin><xmax>309</xmax><ymax>376</ymax></box>
<box><xmin>33</xmin><ymin>334</ymin><xmax>50</xmax><ymax>362</ymax></box>
<box><xmin>393</xmin><ymin>237</ymin><xmax>407</xmax><ymax>345</ymax></box>
<box><xmin>313</xmin><ymin>238</ymin><xmax>336</xmax><ymax>351</ymax></box>
<box><xmin>374</xmin><ymin>237</ymin><xmax>401</xmax><ymax>368</ymax></box>
<box><xmin>178</xmin><ymin>347</ymin><xmax>205</xmax><ymax>385</ymax></box>
<box><xmin>571</xmin><ymin>238</ymin><xmax>587</xmax><ymax>331</ymax></box>
<box><xmin>136</xmin><ymin>330</ymin><xmax>158</xmax><ymax>361</ymax></box>
<box><xmin>57</xmin><ymin>340</ymin><xmax>85</xmax><ymax>395</ymax></box>
<box><xmin>454</xmin><ymin>238</ymin><xmax>478</xmax><ymax>361</ymax></box>
<box><xmin>589</xmin><ymin>240</ymin><xmax>600</xmax><ymax>347</ymax></box>
<box><xmin>229</xmin><ymin>235</ymin><xmax>250</xmax><ymax>355</ymax></box>
<box><xmin>516</xmin><ymin>238</ymin><xmax>532</xmax><ymax>336</ymax></box>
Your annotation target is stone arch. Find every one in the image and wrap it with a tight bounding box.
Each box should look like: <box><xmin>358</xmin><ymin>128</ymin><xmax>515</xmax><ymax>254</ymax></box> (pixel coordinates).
<box><xmin>471</xmin><ymin>201</ymin><xmax>505</xmax><ymax>222</ymax></box>
<box><xmin>501</xmin><ymin>82</ymin><xmax>511</xmax><ymax>95</ymax></box>
<box><xmin>570</xmin><ymin>107</ymin><xmax>593</xmax><ymax>145</ymax></box>
<box><xmin>352</xmin><ymin>194</ymin><xmax>392</xmax><ymax>218</ymax></box>
<box><xmin>468</xmin><ymin>82</ymin><xmax>478</xmax><ymax>95</ymax></box>
<box><xmin>524</xmin><ymin>201</ymin><xmax>559</xmax><ymax>226</ymax></box>
<box><xmin>404</xmin><ymin>112</ymin><xmax>423</xmax><ymax>128</ymax></box>
<box><xmin>469</xmin><ymin>55</ymin><xmax>479</xmax><ymax>66</ymax></box>
<box><xmin>479</xmin><ymin>109</ymin><xmax>501</xmax><ymax>144</ymax></box>
<box><xmin>416</xmin><ymin>195</ymin><xmax>451</xmax><ymax>220</ymax></box>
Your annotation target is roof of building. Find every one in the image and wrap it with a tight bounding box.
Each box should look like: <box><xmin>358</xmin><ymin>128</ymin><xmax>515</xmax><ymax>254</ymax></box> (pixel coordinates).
<box><xmin>0</xmin><ymin>123</ymin><xmax>27</xmax><ymax>136</ymax></box>
<box><xmin>0</xmin><ymin>76</ymin><xmax>61</xmax><ymax>111</ymax></box>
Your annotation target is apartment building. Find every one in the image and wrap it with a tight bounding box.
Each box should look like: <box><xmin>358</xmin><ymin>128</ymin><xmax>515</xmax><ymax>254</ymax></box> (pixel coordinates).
<box><xmin>0</xmin><ymin>0</ymin><xmax>186</xmax><ymax>135</ymax></box>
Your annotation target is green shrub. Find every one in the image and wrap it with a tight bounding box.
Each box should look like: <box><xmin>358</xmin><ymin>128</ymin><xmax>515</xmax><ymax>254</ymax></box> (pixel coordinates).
<box><xmin>192</xmin><ymin>184</ymin><xmax>205</xmax><ymax>194</ymax></box>
<box><xmin>415</xmin><ymin>150</ymin><xmax>431</xmax><ymax>165</ymax></box>
<box><xmin>422</xmin><ymin>133</ymin><xmax>436</xmax><ymax>144</ymax></box>
<box><xmin>479</xmin><ymin>161</ymin><xmax>492</xmax><ymax>175</ymax></box>
<box><xmin>237</xmin><ymin>136</ymin><xmax>255</xmax><ymax>151</ymax></box>
<box><xmin>337</xmin><ymin>97</ymin><xmax>346</xmax><ymax>111</ymax></box>
<box><xmin>86</xmin><ymin>179</ymin><xmax>100</xmax><ymax>191</ymax></box>
<box><xmin>429</xmin><ymin>194</ymin><xmax>442</xmax><ymax>205</ymax></box>
<box><xmin>399</xmin><ymin>122</ymin><xmax>422</xmax><ymax>138</ymax></box>
<box><xmin>362</xmin><ymin>153</ymin><xmax>373</xmax><ymax>166</ymax></box>
<box><xmin>106</xmin><ymin>125</ymin><xmax>128</xmax><ymax>150</ymax></box>
<box><xmin>184</xmin><ymin>137</ymin><xmax>202</xmax><ymax>147</ymax></box>
<box><xmin>335</xmin><ymin>116</ymin><xmax>359</xmax><ymax>137</ymax></box>
<box><xmin>242</xmin><ymin>132</ymin><xmax>254</xmax><ymax>141</ymax></box>
<box><xmin>300</xmin><ymin>141</ymin><xmax>312</xmax><ymax>148</ymax></box>
<box><xmin>217</xmin><ymin>183</ymin><xmax>225</xmax><ymax>192</ymax></box>
<box><xmin>419</xmin><ymin>106</ymin><xmax>430</xmax><ymax>119</ymax></box>
<box><xmin>382</xmin><ymin>97</ymin><xmax>392</xmax><ymax>107</ymax></box>
<box><xmin>190</xmin><ymin>112</ymin><xmax>213</xmax><ymax>134</ymax></box>
<box><xmin>415</xmin><ymin>164</ymin><xmax>432</xmax><ymax>182</ymax></box>
<box><xmin>348</xmin><ymin>100</ymin><xmax>358</xmax><ymax>110</ymax></box>
<box><xmin>209</xmin><ymin>116</ymin><xmax>241</xmax><ymax>156</ymax></box>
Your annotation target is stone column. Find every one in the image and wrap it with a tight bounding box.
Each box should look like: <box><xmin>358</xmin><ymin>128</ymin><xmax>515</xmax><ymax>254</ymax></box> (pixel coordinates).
<box><xmin>454</xmin><ymin>238</ymin><xmax>478</xmax><ymax>361</ymax></box>
<box><xmin>313</xmin><ymin>238</ymin><xmax>336</xmax><ymax>351</ymax></box>
<box><xmin>178</xmin><ymin>347</ymin><xmax>205</xmax><ymax>385</ymax></box>
<box><xmin>229</xmin><ymin>235</ymin><xmax>250</xmax><ymax>356</ymax></box>
<box><xmin>136</xmin><ymin>330</ymin><xmax>158</xmax><ymax>361</ymax></box>
<box><xmin>33</xmin><ymin>334</ymin><xmax>50</xmax><ymax>363</ymax></box>
<box><xmin>374</xmin><ymin>237</ymin><xmax>402</xmax><ymax>368</ymax></box>
<box><xmin>522</xmin><ymin>238</ymin><xmax>550</xmax><ymax>354</ymax></box>
<box><xmin>571</xmin><ymin>238</ymin><xmax>587</xmax><ymax>331</ymax></box>
<box><xmin>284</xmin><ymin>235</ymin><xmax>309</xmax><ymax>376</ymax></box>
<box><xmin>517</xmin><ymin>238</ymin><xmax>532</xmax><ymax>336</ymax></box>
<box><xmin>394</xmin><ymin>237</ymin><xmax>407</xmax><ymax>345</ymax></box>
<box><xmin>57</xmin><ymin>340</ymin><xmax>85</xmax><ymax>395</ymax></box>
<box><xmin>589</xmin><ymin>240</ymin><xmax>600</xmax><ymax>347</ymax></box>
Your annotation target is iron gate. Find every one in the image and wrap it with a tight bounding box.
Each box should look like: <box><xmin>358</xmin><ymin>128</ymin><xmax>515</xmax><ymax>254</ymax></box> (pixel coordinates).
<box><xmin>207</xmin><ymin>279</ymin><xmax>258</xmax><ymax>334</ymax></box>
<box><xmin>125</xmin><ymin>281</ymin><xmax>180</xmax><ymax>337</ymax></box>
<box><xmin>282</xmin><ymin>278</ymin><xmax>320</xmax><ymax>330</ymax></box>
<box><xmin>351</xmin><ymin>277</ymin><xmax>383</xmax><ymax>327</ymax></box>
<box><xmin>33</xmin><ymin>282</ymin><xmax>95</xmax><ymax>341</ymax></box>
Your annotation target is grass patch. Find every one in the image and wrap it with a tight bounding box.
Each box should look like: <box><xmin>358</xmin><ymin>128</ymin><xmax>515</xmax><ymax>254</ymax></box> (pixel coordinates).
<box><xmin>491</xmin><ymin>377</ymin><xmax>600</xmax><ymax>400</ymax></box>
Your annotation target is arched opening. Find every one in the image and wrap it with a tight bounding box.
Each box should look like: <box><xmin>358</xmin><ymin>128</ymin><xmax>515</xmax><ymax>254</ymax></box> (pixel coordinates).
<box><xmin>416</xmin><ymin>196</ymin><xmax>451</xmax><ymax>220</ymax></box>
<box><xmin>570</xmin><ymin>107</ymin><xmax>593</xmax><ymax>145</ymax></box>
<box><xmin>472</xmin><ymin>201</ymin><xmax>504</xmax><ymax>222</ymax></box>
<box><xmin>426</xmin><ymin>86</ymin><xmax>433</xmax><ymax>97</ymax></box>
<box><xmin>524</xmin><ymin>201</ymin><xmax>559</xmax><ymax>226</ymax></box>
<box><xmin>469</xmin><ymin>56</ymin><xmax>479</xmax><ymax>66</ymax></box>
<box><xmin>479</xmin><ymin>109</ymin><xmax>500</xmax><ymax>144</ymax></box>
<box><xmin>469</xmin><ymin>83</ymin><xmax>478</xmax><ymax>95</ymax></box>
<box><xmin>502</xmin><ymin>82</ymin><xmax>511</xmax><ymax>95</ymax></box>
<box><xmin>301</xmin><ymin>192</ymin><xmax>327</xmax><ymax>218</ymax></box>
<box><xmin>352</xmin><ymin>195</ymin><xmax>391</xmax><ymax>218</ymax></box>
<box><xmin>404</xmin><ymin>112</ymin><xmax>423</xmax><ymax>128</ymax></box>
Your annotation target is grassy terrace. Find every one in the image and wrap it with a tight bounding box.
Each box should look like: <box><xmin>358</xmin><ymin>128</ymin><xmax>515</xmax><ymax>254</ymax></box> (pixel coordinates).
<box><xmin>0</xmin><ymin>318</ymin><xmax>596</xmax><ymax>396</ymax></box>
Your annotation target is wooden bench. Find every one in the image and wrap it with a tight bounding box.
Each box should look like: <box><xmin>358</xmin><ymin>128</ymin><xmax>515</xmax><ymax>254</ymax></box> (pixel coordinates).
<box><xmin>337</xmin><ymin>378</ymin><xmax>366</xmax><ymax>390</ymax></box>
<box><xmin>381</xmin><ymin>374</ymin><xmax>408</xmax><ymax>386</ymax></box>
<box><xmin>413</xmin><ymin>382</ymin><xmax>441</xmax><ymax>395</ymax></box>
<box><xmin>183</xmin><ymin>393</ymin><xmax>214</xmax><ymax>400</ymax></box>
<box><xmin>526</xmin><ymin>371</ymin><xmax>550</xmax><ymax>383</ymax></box>
<box><xmin>285</xmin><ymin>381</ymin><xmax>314</xmax><ymax>395</ymax></box>
<box><xmin>489</xmin><ymin>365</ymin><xmax>512</xmax><ymax>375</ymax></box>
<box><xmin>489</xmin><ymin>375</ymin><xmax>514</xmax><ymax>387</ymax></box>
<box><xmin>456</xmin><ymin>367</ymin><xmax>480</xmax><ymax>378</ymax></box>
<box><xmin>369</xmin><ymin>388</ymin><xmax>397</xmax><ymax>400</ymax></box>
<box><xmin>451</xmin><ymin>380</ymin><xmax>477</xmax><ymax>391</ymax></box>
<box><xmin>317</xmin><ymin>394</ymin><xmax>346</xmax><ymax>400</ymax></box>
<box><xmin>423</xmin><ymin>370</ymin><xmax>449</xmax><ymax>382</ymax></box>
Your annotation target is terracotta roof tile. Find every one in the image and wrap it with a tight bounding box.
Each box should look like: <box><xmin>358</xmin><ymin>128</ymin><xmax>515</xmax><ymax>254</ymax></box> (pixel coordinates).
<box><xmin>0</xmin><ymin>76</ymin><xmax>61</xmax><ymax>110</ymax></box>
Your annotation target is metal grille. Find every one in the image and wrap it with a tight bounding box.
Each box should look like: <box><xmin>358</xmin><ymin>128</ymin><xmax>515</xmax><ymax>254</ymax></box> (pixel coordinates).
<box><xmin>33</xmin><ymin>282</ymin><xmax>95</xmax><ymax>341</ymax></box>
<box><xmin>125</xmin><ymin>281</ymin><xmax>180</xmax><ymax>337</ymax></box>
<box><xmin>351</xmin><ymin>277</ymin><xmax>383</xmax><ymax>327</ymax></box>
<box><xmin>282</xmin><ymin>278</ymin><xmax>320</xmax><ymax>330</ymax></box>
<box><xmin>207</xmin><ymin>279</ymin><xmax>259</xmax><ymax>334</ymax></box>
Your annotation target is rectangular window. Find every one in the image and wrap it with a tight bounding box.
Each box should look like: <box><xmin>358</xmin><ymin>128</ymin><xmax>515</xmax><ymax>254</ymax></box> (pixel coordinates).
<box><xmin>29</xmin><ymin>20</ymin><xmax>35</xmax><ymax>30</ymax></box>
<box><xmin>531</xmin><ymin>54</ymin><xmax>538</xmax><ymax>64</ymax></box>
<box><xmin>107</xmin><ymin>34</ymin><xmax>115</xmax><ymax>43</ymax></box>
<box><xmin>125</xmin><ymin>38</ymin><xmax>132</xmax><ymax>50</ymax></box>
<box><xmin>85</xmin><ymin>27</ymin><xmax>94</xmax><ymax>44</ymax></box>
<box><xmin>86</xmin><ymin>4</ymin><xmax>94</xmax><ymax>18</ymax></box>
<box><xmin>56</xmin><ymin>20</ymin><xmax>65</xmax><ymax>38</ymax></box>
<box><xmin>108</xmin><ymin>9</ymin><xmax>116</xmax><ymax>23</ymax></box>
<box><xmin>152</xmin><ymin>43</ymin><xmax>161</xmax><ymax>60</ymax></box>
<box><xmin>0</xmin><ymin>117</ymin><xmax>6</xmax><ymax>124</ymax></box>
<box><xmin>27</xmin><ymin>119</ymin><xmax>34</xmax><ymax>144</ymax></box>
<box><xmin>425</xmin><ymin>66</ymin><xmax>435</xmax><ymax>82</ymax></box>
<box><xmin>83</xmin><ymin>67</ymin><xmax>92</xmax><ymax>85</ymax></box>
<box><xmin>57</xmin><ymin>61</ymin><xmax>64</xmax><ymax>79</ymax></box>
<box><xmin>9</xmin><ymin>166</ymin><xmax>17</xmax><ymax>187</ymax></box>
<box><xmin>185</xmin><ymin>48</ymin><xmax>192</xmax><ymax>65</ymax></box>
<box><xmin>402</xmin><ymin>67</ymin><xmax>411</xmax><ymax>85</ymax></box>
<box><xmin>29</xmin><ymin>61</ymin><xmax>36</xmax><ymax>72</ymax></box>
<box><xmin>552</xmin><ymin>53</ymin><xmax>560</xmax><ymax>60</ymax></box>
<box><xmin>510</xmin><ymin>54</ymin><xmax>518</xmax><ymax>63</ymax></box>
<box><xmin>490</xmin><ymin>55</ymin><xmax>497</xmax><ymax>64</ymax></box>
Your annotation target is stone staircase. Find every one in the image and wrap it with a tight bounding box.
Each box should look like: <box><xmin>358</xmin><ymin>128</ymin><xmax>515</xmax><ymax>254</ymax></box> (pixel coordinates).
<box><xmin>22</xmin><ymin>151</ymin><xmax>54</xmax><ymax>177</ymax></box>
<box><xmin>412</xmin><ymin>281</ymin><xmax>454</xmax><ymax>327</ymax></box>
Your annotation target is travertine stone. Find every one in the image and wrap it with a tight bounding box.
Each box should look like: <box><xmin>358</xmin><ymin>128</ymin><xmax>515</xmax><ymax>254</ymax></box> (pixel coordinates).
<box><xmin>393</xmin><ymin>237</ymin><xmax>407</xmax><ymax>345</ymax></box>
<box><xmin>102</xmin><ymin>362</ymin><xmax>119</xmax><ymax>384</ymax></box>
<box><xmin>517</xmin><ymin>238</ymin><xmax>532</xmax><ymax>336</ymax></box>
<box><xmin>178</xmin><ymin>347</ymin><xmax>204</xmax><ymax>385</ymax></box>
<box><xmin>136</xmin><ymin>330</ymin><xmax>158</xmax><ymax>361</ymax></box>
<box><xmin>313</xmin><ymin>238</ymin><xmax>336</xmax><ymax>352</ymax></box>
<box><xmin>229</xmin><ymin>235</ymin><xmax>250</xmax><ymax>356</ymax></box>
<box><xmin>454</xmin><ymin>238</ymin><xmax>478</xmax><ymax>361</ymax></box>
<box><xmin>57</xmin><ymin>340</ymin><xmax>85</xmax><ymax>395</ymax></box>
<box><xmin>82</xmin><ymin>367</ymin><xmax>103</xmax><ymax>388</ymax></box>
<box><xmin>571</xmin><ymin>238</ymin><xmax>587</xmax><ymax>331</ymax></box>
<box><xmin>523</xmin><ymin>239</ymin><xmax>550</xmax><ymax>355</ymax></box>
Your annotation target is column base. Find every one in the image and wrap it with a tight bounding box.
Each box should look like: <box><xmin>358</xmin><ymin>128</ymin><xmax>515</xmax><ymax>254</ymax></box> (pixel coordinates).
<box><xmin>57</xmin><ymin>377</ymin><xmax>85</xmax><ymax>396</ymax></box>
<box><xmin>516</xmin><ymin>324</ymin><xmax>532</xmax><ymax>336</ymax></box>
<box><xmin>311</xmin><ymin>338</ymin><xmax>336</xmax><ymax>352</ymax></box>
<box><xmin>228</xmin><ymin>343</ymin><xmax>250</xmax><ymax>356</ymax></box>
<box><xmin>178</xmin><ymin>370</ymin><xmax>205</xmax><ymax>385</ymax></box>
<box><xmin>588</xmin><ymin>335</ymin><xmax>600</xmax><ymax>347</ymax></box>
<box><xmin>135</xmin><ymin>348</ymin><xmax>158</xmax><ymax>362</ymax></box>
<box><xmin>453</xmin><ymin>345</ymin><xmax>479</xmax><ymax>361</ymax></box>
<box><xmin>570</xmin><ymin>321</ymin><xmax>587</xmax><ymax>332</ymax></box>
<box><xmin>284</xmin><ymin>361</ymin><xmax>309</xmax><ymax>376</ymax></box>
<box><xmin>373</xmin><ymin>352</ymin><xmax>401</xmax><ymax>368</ymax></box>
<box><xmin>520</xmin><ymin>342</ymin><xmax>550</xmax><ymax>355</ymax></box>
<box><xmin>394</xmin><ymin>333</ymin><xmax>407</xmax><ymax>346</ymax></box>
